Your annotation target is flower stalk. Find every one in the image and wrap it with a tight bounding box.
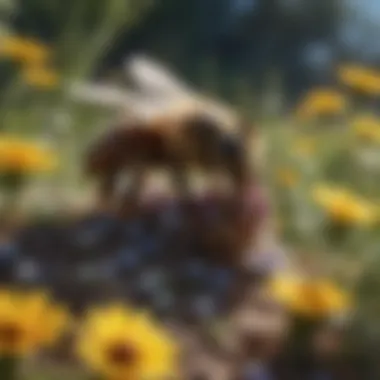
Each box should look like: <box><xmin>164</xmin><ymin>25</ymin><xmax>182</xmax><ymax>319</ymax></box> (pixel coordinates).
<box><xmin>0</xmin><ymin>356</ymin><xmax>18</xmax><ymax>380</ymax></box>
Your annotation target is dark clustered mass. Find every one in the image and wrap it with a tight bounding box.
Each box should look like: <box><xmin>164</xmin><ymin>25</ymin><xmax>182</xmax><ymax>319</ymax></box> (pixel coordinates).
<box><xmin>1</xmin><ymin>187</ymin><xmax>271</xmax><ymax>327</ymax></box>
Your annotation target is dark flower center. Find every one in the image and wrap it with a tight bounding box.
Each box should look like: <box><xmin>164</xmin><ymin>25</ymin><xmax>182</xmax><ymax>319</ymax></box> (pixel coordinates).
<box><xmin>107</xmin><ymin>342</ymin><xmax>138</xmax><ymax>366</ymax></box>
<box><xmin>0</xmin><ymin>323</ymin><xmax>23</xmax><ymax>346</ymax></box>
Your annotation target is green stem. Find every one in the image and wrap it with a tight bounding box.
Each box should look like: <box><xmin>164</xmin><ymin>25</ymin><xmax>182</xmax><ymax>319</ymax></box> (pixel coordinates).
<box><xmin>0</xmin><ymin>174</ymin><xmax>25</xmax><ymax>230</ymax></box>
<box><xmin>291</xmin><ymin>317</ymin><xmax>322</xmax><ymax>359</ymax></box>
<box><xmin>0</xmin><ymin>356</ymin><xmax>18</xmax><ymax>380</ymax></box>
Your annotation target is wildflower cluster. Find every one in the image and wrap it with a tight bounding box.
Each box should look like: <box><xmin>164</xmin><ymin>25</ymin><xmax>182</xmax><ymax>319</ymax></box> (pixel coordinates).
<box><xmin>0</xmin><ymin>289</ymin><xmax>178</xmax><ymax>380</ymax></box>
<box><xmin>0</xmin><ymin>136</ymin><xmax>57</xmax><ymax>174</ymax></box>
<box><xmin>295</xmin><ymin>64</ymin><xmax>380</xmax><ymax>124</ymax></box>
<box><xmin>0</xmin><ymin>35</ymin><xmax>59</xmax><ymax>89</ymax></box>
<box><xmin>338</xmin><ymin>64</ymin><xmax>380</xmax><ymax>95</ymax></box>
<box><xmin>313</xmin><ymin>185</ymin><xmax>378</xmax><ymax>227</ymax></box>
<box><xmin>267</xmin><ymin>274</ymin><xmax>351</xmax><ymax>320</ymax></box>
<box><xmin>296</xmin><ymin>89</ymin><xmax>347</xmax><ymax>122</ymax></box>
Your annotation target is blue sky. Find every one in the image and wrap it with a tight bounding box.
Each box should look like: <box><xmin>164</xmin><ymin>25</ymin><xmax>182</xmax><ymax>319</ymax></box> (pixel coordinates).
<box><xmin>231</xmin><ymin>0</ymin><xmax>380</xmax><ymax>61</ymax></box>
<box><xmin>233</xmin><ymin>0</ymin><xmax>380</xmax><ymax>21</ymax></box>
<box><xmin>340</xmin><ymin>0</ymin><xmax>380</xmax><ymax>60</ymax></box>
<box><xmin>297</xmin><ymin>0</ymin><xmax>380</xmax><ymax>68</ymax></box>
<box><xmin>351</xmin><ymin>0</ymin><xmax>380</xmax><ymax>21</ymax></box>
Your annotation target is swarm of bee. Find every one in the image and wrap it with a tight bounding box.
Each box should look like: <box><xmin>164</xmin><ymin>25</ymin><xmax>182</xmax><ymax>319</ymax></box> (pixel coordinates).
<box><xmin>71</xmin><ymin>56</ymin><xmax>259</xmax><ymax>214</ymax></box>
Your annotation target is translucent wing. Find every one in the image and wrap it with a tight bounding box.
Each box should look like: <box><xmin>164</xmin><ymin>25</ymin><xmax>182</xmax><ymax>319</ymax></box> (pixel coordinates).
<box><xmin>69</xmin><ymin>55</ymin><xmax>241</xmax><ymax>128</ymax></box>
<box><xmin>68</xmin><ymin>81</ymin><xmax>174</xmax><ymax>121</ymax></box>
<box><xmin>69</xmin><ymin>82</ymin><xmax>136</xmax><ymax>109</ymax></box>
<box><xmin>126</xmin><ymin>55</ymin><xmax>195</xmax><ymax>100</ymax></box>
<box><xmin>127</xmin><ymin>55</ymin><xmax>240</xmax><ymax>126</ymax></box>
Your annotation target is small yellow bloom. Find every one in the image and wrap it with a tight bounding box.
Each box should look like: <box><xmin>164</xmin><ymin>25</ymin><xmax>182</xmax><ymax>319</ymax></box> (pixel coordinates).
<box><xmin>22</xmin><ymin>66</ymin><xmax>59</xmax><ymax>89</ymax></box>
<box><xmin>296</xmin><ymin>89</ymin><xmax>347</xmax><ymax>121</ymax></box>
<box><xmin>77</xmin><ymin>304</ymin><xmax>179</xmax><ymax>380</ymax></box>
<box><xmin>277</xmin><ymin>168</ymin><xmax>298</xmax><ymax>188</ymax></box>
<box><xmin>338</xmin><ymin>65</ymin><xmax>366</xmax><ymax>86</ymax></box>
<box><xmin>300</xmin><ymin>279</ymin><xmax>352</xmax><ymax>317</ymax></box>
<box><xmin>266</xmin><ymin>274</ymin><xmax>352</xmax><ymax>319</ymax></box>
<box><xmin>351</xmin><ymin>115</ymin><xmax>380</xmax><ymax>143</ymax></box>
<box><xmin>338</xmin><ymin>64</ymin><xmax>380</xmax><ymax>95</ymax></box>
<box><xmin>312</xmin><ymin>185</ymin><xmax>377</xmax><ymax>226</ymax></box>
<box><xmin>0</xmin><ymin>35</ymin><xmax>50</xmax><ymax>64</ymax></box>
<box><xmin>0</xmin><ymin>289</ymin><xmax>70</xmax><ymax>356</ymax></box>
<box><xmin>266</xmin><ymin>273</ymin><xmax>303</xmax><ymax>307</ymax></box>
<box><xmin>0</xmin><ymin>136</ymin><xmax>58</xmax><ymax>173</ymax></box>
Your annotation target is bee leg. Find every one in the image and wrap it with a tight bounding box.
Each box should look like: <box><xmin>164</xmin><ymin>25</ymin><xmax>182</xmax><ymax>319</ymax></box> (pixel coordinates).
<box><xmin>118</xmin><ymin>165</ymin><xmax>146</xmax><ymax>217</ymax></box>
<box><xmin>171</xmin><ymin>163</ymin><xmax>191</xmax><ymax>199</ymax></box>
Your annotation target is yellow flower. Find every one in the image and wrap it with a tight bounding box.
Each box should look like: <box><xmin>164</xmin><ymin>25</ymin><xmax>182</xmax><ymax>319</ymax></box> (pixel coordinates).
<box><xmin>0</xmin><ymin>289</ymin><xmax>70</xmax><ymax>356</ymax></box>
<box><xmin>277</xmin><ymin>168</ymin><xmax>298</xmax><ymax>188</ymax></box>
<box><xmin>266</xmin><ymin>274</ymin><xmax>352</xmax><ymax>319</ymax></box>
<box><xmin>312</xmin><ymin>185</ymin><xmax>377</xmax><ymax>226</ymax></box>
<box><xmin>266</xmin><ymin>273</ymin><xmax>303</xmax><ymax>307</ymax></box>
<box><xmin>296</xmin><ymin>89</ymin><xmax>346</xmax><ymax>121</ymax></box>
<box><xmin>338</xmin><ymin>64</ymin><xmax>380</xmax><ymax>95</ymax></box>
<box><xmin>0</xmin><ymin>136</ymin><xmax>58</xmax><ymax>173</ymax></box>
<box><xmin>22</xmin><ymin>66</ymin><xmax>59</xmax><ymax>89</ymax></box>
<box><xmin>297</xmin><ymin>279</ymin><xmax>352</xmax><ymax>317</ymax></box>
<box><xmin>338</xmin><ymin>64</ymin><xmax>367</xmax><ymax>87</ymax></box>
<box><xmin>351</xmin><ymin>115</ymin><xmax>380</xmax><ymax>143</ymax></box>
<box><xmin>77</xmin><ymin>304</ymin><xmax>179</xmax><ymax>380</ymax></box>
<box><xmin>0</xmin><ymin>35</ymin><xmax>50</xmax><ymax>64</ymax></box>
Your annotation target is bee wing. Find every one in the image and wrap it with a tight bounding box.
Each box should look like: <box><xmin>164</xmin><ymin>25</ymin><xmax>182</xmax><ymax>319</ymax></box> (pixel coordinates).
<box><xmin>69</xmin><ymin>81</ymin><xmax>137</xmax><ymax>109</ymax></box>
<box><xmin>126</xmin><ymin>55</ymin><xmax>196</xmax><ymax>101</ymax></box>
<box><xmin>70</xmin><ymin>56</ymin><xmax>243</xmax><ymax>129</ymax></box>
<box><xmin>127</xmin><ymin>54</ymin><xmax>240</xmax><ymax>124</ymax></box>
<box><xmin>68</xmin><ymin>81</ymin><xmax>172</xmax><ymax>120</ymax></box>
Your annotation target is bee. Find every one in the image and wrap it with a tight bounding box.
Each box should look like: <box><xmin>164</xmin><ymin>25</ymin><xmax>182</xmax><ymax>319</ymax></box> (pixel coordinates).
<box><xmin>84</xmin><ymin>120</ymin><xmax>171</xmax><ymax>213</ymax></box>
<box><xmin>73</xmin><ymin>56</ymin><xmax>257</xmax><ymax>214</ymax></box>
